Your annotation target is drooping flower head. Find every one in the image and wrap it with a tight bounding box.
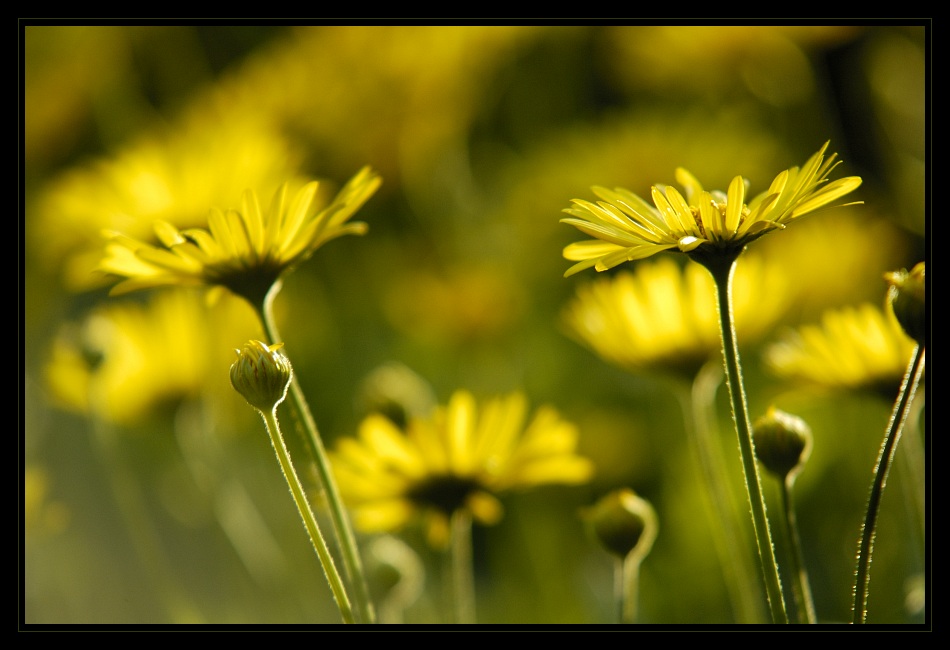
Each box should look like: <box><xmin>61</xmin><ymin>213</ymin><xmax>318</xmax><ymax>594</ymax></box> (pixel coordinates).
<box><xmin>583</xmin><ymin>488</ymin><xmax>658</xmax><ymax>561</ymax></box>
<box><xmin>331</xmin><ymin>389</ymin><xmax>594</xmax><ymax>548</ymax></box>
<box><xmin>99</xmin><ymin>166</ymin><xmax>381</xmax><ymax>306</ymax></box>
<box><xmin>560</xmin><ymin>142</ymin><xmax>862</xmax><ymax>276</ymax></box>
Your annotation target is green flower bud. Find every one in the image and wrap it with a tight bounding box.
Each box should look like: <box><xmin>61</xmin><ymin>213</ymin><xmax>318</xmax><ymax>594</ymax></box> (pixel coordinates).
<box><xmin>753</xmin><ymin>406</ymin><xmax>812</xmax><ymax>480</ymax></box>
<box><xmin>230</xmin><ymin>340</ymin><xmax>293</xmax><ymax>412</ymax></box>
<box><xmin>885</xmin><ymin>262</ymin><xmax>926</xmax><ymax>345</ymax></box>
<box><xmin>584</xmin><ymin>488</ymin><xmax>658</xmax><ymax>560</ymax></box>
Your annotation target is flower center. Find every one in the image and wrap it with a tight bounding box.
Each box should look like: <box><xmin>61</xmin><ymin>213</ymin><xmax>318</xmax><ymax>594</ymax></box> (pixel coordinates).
<box><xmin>406</xmin><ymin>474</ymin><xmax>484</xmax><ymax>516</ymax></box>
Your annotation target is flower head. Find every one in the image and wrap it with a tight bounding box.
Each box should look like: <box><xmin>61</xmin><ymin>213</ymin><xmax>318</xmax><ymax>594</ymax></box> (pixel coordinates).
<box><xmin>229</xmin><ymin>340</ymin><xmax>293</xmax><ymax>413</ymax></box>
<box><xmin>99</xmin><ymin>166</ymin><xmax>381</xmax><ymax>305</ymax></box>
<box><xmin>32</xmin><ymin>109</ymin><xmax>304</xmax><ymax>291</ymax></box>
<box><xmin>583</xmin><ymin>488</ymin><xmax>658</xmax><ymax>560</ymax></box>
<box><xmin>331</xmin><ymin>390</ymin><xmax>594</xmax><ymax>548</ymax></box>
<box><xmin>884</xmin><ymin>262</ymin><xmax>926</xmax><ymax>346</ymax></box>
<box><xmin>560</xmin><ymin>142</ymin><xmax>862</xmax><ymax>276</ymax></box>
<box><xmin>562</xmin><ymin>254</ymin><xmax>791</xmax><ymax>379</ymax></box>
<box><xmin>752</xmin><ymin>406</ymin><xmax>812</xmax><ymax>481</ymax></box>
<box><xmin>44</xmin><ymin>289</ymin><xmax>260</xmax><ymax>426</ymax></box>
<box><xmin>764</xmin><ymin>303</ymin><xmax>917</xmax><ymax>400</ymax></box>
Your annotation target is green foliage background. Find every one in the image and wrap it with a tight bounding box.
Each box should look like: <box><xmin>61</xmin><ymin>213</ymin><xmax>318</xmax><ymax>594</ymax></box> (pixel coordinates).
<box><xmin>23</xmin><ymin>23</ymin><xmax>928</xmax><ymax>626</ymax></box>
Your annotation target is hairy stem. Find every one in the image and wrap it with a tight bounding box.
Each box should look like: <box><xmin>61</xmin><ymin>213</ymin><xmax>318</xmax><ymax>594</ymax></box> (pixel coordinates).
<box><xmin>852</xmin><ymin>344</ymin><xmax>925</xmax><ymax>624</ymax></box>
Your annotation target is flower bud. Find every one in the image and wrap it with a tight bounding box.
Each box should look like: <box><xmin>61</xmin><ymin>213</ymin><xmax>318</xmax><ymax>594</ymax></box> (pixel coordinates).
<box><xmin>584</xmin><ymin>488</ymin><xmax>658</xmax><ymax>560</ymax></box>
<box><xmin>753</xmin><ymin>406</ymin><xmax>812</xmax><ymax>480</ymax></box>
<box><xmin>229</xmin><ymin>340</ymin><xmax>293</xmax><ymax>412</ymax></box>
<box><xmin>885</xmin><ymin>262</ymin><xmax>926</xmax><ymax>345</ymax></box>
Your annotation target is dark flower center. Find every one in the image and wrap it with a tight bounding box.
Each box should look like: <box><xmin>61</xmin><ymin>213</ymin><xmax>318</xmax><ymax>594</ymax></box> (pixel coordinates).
<box><xmin>406</xmin><ymin>474</ymin><xmax>484</xmax><ymax>516</ymax></box>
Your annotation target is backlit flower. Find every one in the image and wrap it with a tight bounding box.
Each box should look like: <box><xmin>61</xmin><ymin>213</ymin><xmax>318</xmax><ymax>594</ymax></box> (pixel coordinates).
<box><xmin>44</xmin><ymin>289</ymin><xmax>260</xmax><ymax>426</ymax></box>
<box><xmin>331</xmin><ymin>390</ymin><xmax>594</xmax><ymax>548</ymax></box>
<box><xmin>33</xmin><ymin>110</ymin><xmax>303</xmax><ymax>291</ymax></box>
<box><xmin>560</xmin><ymin>141</ymin><xmax>862</xmax><ymax>276</ymax></box>
<box><xmin>229</xmin><ymin>341</ymin><xmax>293</xmax><ymax>414</ymax></box>
<box><xmin>99</xmin><ymin>166</ymin><xmax>381</xmax><ymax>306</ymax></box>
<box><xmin>764</xmin><ymin>303</ymin><xmax>917</xmax><ymax>399</ymax></box>
<box><xmin>884</xmin><ymin>262</ymin><xmax>926</xmax><ymax>345</ymax></box>
<box><xmin>562</xmin><ymin>253</ymin><xmax>790</xmax><ymax>379</ymax></box>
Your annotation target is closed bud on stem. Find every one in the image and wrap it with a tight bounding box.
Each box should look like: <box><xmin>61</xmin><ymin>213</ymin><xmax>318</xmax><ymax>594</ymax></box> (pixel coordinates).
<box><xmin>885</xmin><ymin>262</ymin><xmax>926</xmax><ymax>346</ymax></box>
<box><xmin>230</xmin><ymin>340</ymin><xmax>293</xmax><ymax>412</ymax></box>
<box><xmin>753</xmin><ymin>406</ymin><xmax>812</xmax><ymax>481</ymax></box>
<box><xmin>584</xmin><ymin>488</ymin><xmax>658</xmax><ymax>560</ymax></box>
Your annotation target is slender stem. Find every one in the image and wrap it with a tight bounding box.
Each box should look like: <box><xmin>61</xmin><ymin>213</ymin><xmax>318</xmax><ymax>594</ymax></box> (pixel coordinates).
<box><xmin>613</xmin><ymin>556</ymin><xmax>625</xmax><ymax>624</ymax></box>
<box><xmin>449</xmin><ymin>510</ymin><xmax>476</xmax><ymax>624</ymax></box>
<box><xmin>704</xmin><ymin>256</ymin><xmax>788</xmax><ymax>624</ymax></box>
<box><xmin>256</xmin><ymin>283</ymin><xmax>376</xmax><ymax>624</ymax></box>
<box><xmin>780</xmin><ymin>478</ymin><xmax>816</xmax><ymax>624</ymax></box>
<box><xmin>673</xmin><ymin>364</ymin><xmax>767</xmax><ymax>623</ymax></box>
<box><xmin>897</xmin><ymin>396</ymin><xmax>926</xmax><ymax>550</ymax></box>
<box><xmin>852</xmin><ymin>344</ymin><xmax>925</xmax><ymax>624</ymax></box>
<box><xmin>620</xmin><ymin>554</ymin><xmax>642</xmax><ymax>624</ymax></box>
<box><xmin>260</xmin><ymin>407</ymin><xmax>355</xmax><ymax>624</ymax></box>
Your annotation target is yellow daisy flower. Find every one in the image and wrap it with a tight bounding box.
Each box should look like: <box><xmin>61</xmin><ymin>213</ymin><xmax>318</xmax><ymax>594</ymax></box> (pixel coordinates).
<box><xmin>44</xmin><ymin>289</ymin><xmax>260</xmax><ymax>426</ymax></box>
<box><xmin>99</xmin><ymin>166</ymin><xmax>381</xmax><ymax>306</ymax></box>
<box><xmin>33</xmin><ymin>109</ymin><xmax>304</xmax><ymax>291</ymax></box>
<box><xmin>331</xmin><ymin>390</ymin><xmax>595</xmax><ymax>548</ymax></box>
<box><xmin>764</xmin><ymin>303</ymin><xmax>917</xmax><ymax>399</ymax></box>
<box><xmin>560</xmin><ymin>141</ymin><xmax>862</xmax><ymax>276</ymax></box>
<box><xmin>562</xmin><ymin>253</ymin><xmax>791</xmax><ymax>379</ymax></box>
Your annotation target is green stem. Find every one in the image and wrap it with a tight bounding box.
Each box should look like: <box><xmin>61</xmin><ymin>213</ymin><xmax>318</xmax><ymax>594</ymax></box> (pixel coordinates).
<box><xmin>673</xmin><ymin>364</ymin><xmax>767</xmax><ymax>623</ymax></box>
<box><xmin>780</xmin><ymin>478</ymin><xmax>816</xmax><ymax>624</ymax></box>
<box><xmin>620</xmin><ymin>553</ymin><xmax>642</xmax><ymax>624</ymax></box>
<box><xmin>703</xmin><ymin>255</ymin><xmax>788</xmax><ymax>624</ymax></box>
<box><xmin>260</xmin><ymin>407</ymin><xmax>355</xmax><ymax>624</ymax></box>
<box><xmin>613</xmin><ymin>556</ymin><xmax>625</xmax><ymax>624</ymax></box>
<box><xmin>852</xmin><ymin>344</ymin><xmax>925</xmax><ymax>624</ymax></box>
<box><xmin>256</xmin><ymin>282</ymin><xmax>376</xmax><ymax>624</ymax></box>
<box><xmin>449</xmin><ymin>510</ymin><xmax>476</xmax><ymax>625</ymax></box>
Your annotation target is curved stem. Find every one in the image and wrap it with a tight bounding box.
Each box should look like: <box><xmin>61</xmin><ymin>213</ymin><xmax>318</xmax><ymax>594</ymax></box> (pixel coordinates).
<box><xmin>852</xmin><ymin>344</ymin><xmax>925</xmax><ymax>624</ymax></box>
<box><xmin>780</xmin><ymin>478</ymin><xmax>816</xmax><ymax>624</ymax></box>
<box><xmin>449</xmin><ymin>510</ymin><xmax>476</xmax><ymax>625</ymax></box>
<box><xmin>704</xmin><ymin>257</ymin><xmax>788</xmax><ymax>624</ymax></box>
<box><xmin>260</xmin><ymin>407</ymin><xmax>355</xmax><ymax>624</ymax></box>
<box><xmin>256</xmin><ymin>283</ymin><xmax>376</xmax><ymax>624</ymax></box>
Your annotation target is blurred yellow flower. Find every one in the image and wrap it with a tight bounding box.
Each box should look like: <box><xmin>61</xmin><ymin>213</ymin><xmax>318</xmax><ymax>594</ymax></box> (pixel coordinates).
<box><xmin>560</xmin><ymin>141</ymin><xmax>862</xmax><ymax>276</ymax></box>
<box><xmin>32</xmin><ymin>110</ymin><xmax>304</xmax><ymax>291</ymax></box>
<box><xmin>764</xmin><ymin>303</ymin><xmax>917</xmax><ymax>398</ymax></box>
<box><xmin>562</xmin><ymin>254</ymin><xmax>790</xmax><ymax>379</ymax></box>
<box><xmin>331</xmin><ymin>390</ymin><xmax>594</xmax><ymax>548</ymax></box>
<box><xmin>44</xmin><ymin>289</ymin><xmax>260</xmax><ymax>426</ymax></box>
<box><xmin>99</xmin><ymin>167</ymin><xmax>381</xmax><ymax>306</ymax></box>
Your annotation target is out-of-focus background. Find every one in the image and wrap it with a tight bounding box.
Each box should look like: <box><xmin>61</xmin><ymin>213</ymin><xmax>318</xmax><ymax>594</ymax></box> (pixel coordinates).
<box><xmin>23</xmin><ymin>24</ymin><xmax>928</xmax><ymax>625</ymax></box>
